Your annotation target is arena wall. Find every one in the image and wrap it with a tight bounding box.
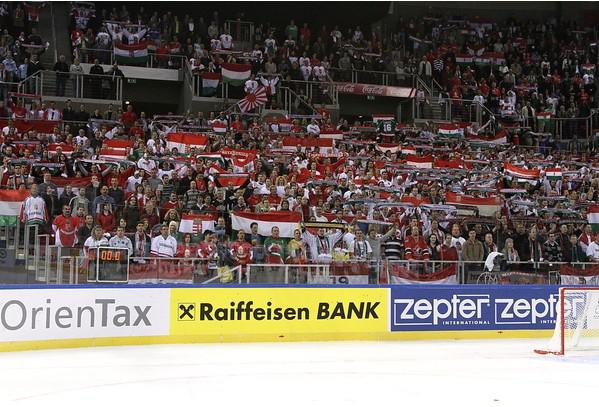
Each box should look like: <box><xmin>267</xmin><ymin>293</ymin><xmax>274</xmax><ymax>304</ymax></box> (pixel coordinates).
<box><xmin>0</xmin><ymin>285</ymin><xmax>559</xmax><ymax>352</ymax></box>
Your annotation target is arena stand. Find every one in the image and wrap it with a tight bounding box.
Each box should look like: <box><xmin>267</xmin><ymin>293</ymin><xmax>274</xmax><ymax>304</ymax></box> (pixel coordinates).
<box><xmin>0</xmin><ymin>4</ymin><xmax>598</xmax><ymax>287</ymax></box>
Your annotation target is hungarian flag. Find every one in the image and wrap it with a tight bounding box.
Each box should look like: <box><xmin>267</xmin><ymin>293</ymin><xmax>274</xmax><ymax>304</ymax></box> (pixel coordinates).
<box><xmin>536</xmin><ymin>112</ymin><xmax>553</xmax><ymax>127</ymax></box>
<box><xmin>48</xmin><ymin>143</ymin><xmax>74</xmax><ymax>156</ymax></box>
<box><xmin>99</xmin><ymin>148</ymin><xmax>128</xmax><ymax>160</ymax></box>
<box><xmin>474</xmin><ymin>56</ymin><xmax>490</xmax><ymax>66</ymax></box>
<box><xmin>201</xmin><ymin>72</ymin><xmax>221</xmax><ymax>96</ymax></box>
<box><xmin>114</xmin><ymin>41</ymin><xmax>148</xmax><ymax>65</ymax></box>
<box><xmin>52</xmin><ymin>176</ymin><xmax>93</xmax><ymax>195</ymax></box>
<box><xmin>587</xmin><ymin>206</ymin><xmax>599</xmax><ymax>232</ymax></box>
<box><xmin>319</xmin><ymin>130</ymin><xmax>344</xmax><ymax>140</ymax></box>
<box><xmin>406</xmin><ymin>154</ymin><xmax>434</xmax><ymax>169</ymax></box>
<box><xmin>212</xmin><ymin>121</ymin><xmax>228</xmax><ymax>133</ymax></box>
<box><xmin>215</xmin><ymin>173</ymin><xmax>250</xmax><ymax>189</ymax></box>
<box><xmin>282</xmin><ymin>137</ymin><xmax>334</xmax><ymax>153</ymax></box>
<box><xmin>179</xmin><ymin>214</ymin><xmax>216</xmax><ymax>235</ymax></box>
<box><xmin>0</xmin><ymin>190</ymin><xmax>29</xmax><ymax>226</ymax></box>
<box><xmin>468</xmin><ymin>129</ymin><xmax>508</xmax><ymax>145</ymax></box>
<box><xmin>221</xmin><ymin>63</ymin><xmax>251</xmax><ymax>86</ymax></box>
<box><xmin>445</xmin><ymin>191</ymin><xmax>501</xmax><ymax>217</ymax></box>
<box><xmin>434</xmin><ymin>158</ymin><xmax>463</xmax><ymax>169</ymax></box>
<box><xmin>545</xmin><ymin>168</ymin><xmax>562</xmax><ymax>181</ymax></box>
<box><xmin>438</xmin><ymin>123</ymin><xmax>461</xmax><ymax>137</ymax></box>
<box><xmin>376</xmin><ymin>143</ymin><xmax>400</xmax><ymax>154</ymax></box>
<box><xmin>401</xmin><ymin>145</ymin><xmax>417</xmax><ymax>155</ymax></box>
<box><xmin>231</xmin><ymin>211</ymin><xmax>302</xmax><ymax>238</ymax></box>
<box><xmin>486</xmin><ymin>52</ymin><xmax>505</xmax><ymax>65</ymax></box>
<box><xmin>238</xmin><ymin>86</ymin><xmax>268</xmax><ymax>112</ymax></box>
<box><xmin>104</xmin><ymin>139</ymin><xmax>134</xmax><ymax>151</ymax></box>
<box><xmin>231</xmin><ymin>156</ymin><xmax>255</xmax><ymax>173</ymax></box>
<box><xmin>455</xmin><ymin>54</ymin><xmax>473</xmax><ymax>66</ymax></box>
<box><xmin>166</xmin><ymin>133</ymin><xmax>208</xmax><ymax>153</ymax></box>
<box><xmin>504</xmin><ymin>163</ymin><xmax>540</xmax><ymax>180</ymax></box>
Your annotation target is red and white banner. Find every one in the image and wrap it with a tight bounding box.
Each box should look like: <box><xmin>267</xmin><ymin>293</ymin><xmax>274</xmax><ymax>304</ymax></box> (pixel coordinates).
<box><xmin>381</xmin><ymin>263</ymin><xmax>458</xmax><ymax>284</ymax></box>
<box><xmin>406</xmin><ymin>154</ymin><xmax>434</xmax><ymax>168</ymax></box>
<box><xmin>282</xmin><ymin>137</ymin><xmax>334</xmax><ymax>153</ymax></box>
<box><xmin>166</xmin><ymin>133</ymin><xmax>209</xmax><ymax>153</ymax></box>
<box><xmin>334</xmin><ymin>82</ymin><xmax>415</xmax><ymax>98</ymax></box>
<box><xmin>215</xmin><ymin>173</ymin><xmax>250</xmax><ymax>189</ymax></box>
<box><xmin>504</xmin><ymin>162</ymin><xmax>540</xmax><ymax>180</ymax></box>
<box><xmin>179</xmin><ymin>213</ymin><xmax>216</xmax><ymax>234</ymax></box>
<box><xmin>319</xmin><ymin>130</ymin><xmax>344</xmax><ymax>140</ymax></box>
<box><xmin>445</xmin><ymin>191</ymin><xmax>501</xmax><ymax>217</ymax></box>
<box><xmin>238</xmin><ymin>86</ymin><xmax>268</xmax><ymax>112</ymax></box>
<box><xmin>231</xmin><ymin>211</ymin><xmax>303</xmax><ymax>238</ymax></box>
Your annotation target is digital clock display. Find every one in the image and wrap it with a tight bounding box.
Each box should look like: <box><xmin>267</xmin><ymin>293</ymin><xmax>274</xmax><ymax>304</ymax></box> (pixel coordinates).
<box><xmin>88</xmin><ymin>247</ymin><xmax>130</xmax><ymax>283</ymax></box>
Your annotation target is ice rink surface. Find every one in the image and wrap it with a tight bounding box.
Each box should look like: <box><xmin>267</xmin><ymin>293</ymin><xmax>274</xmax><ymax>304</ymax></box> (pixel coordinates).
<box><xmin>0</xmin><ymin>339</ymin><xmax>597</xmax><ymax>407</ymax></box>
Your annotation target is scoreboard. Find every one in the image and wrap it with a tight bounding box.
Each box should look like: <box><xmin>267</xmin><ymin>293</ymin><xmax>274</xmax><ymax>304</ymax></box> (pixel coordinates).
<box><xmin>88</xmin><ymin>247</ymin><xmax>130</xmax><ymax>283</ymax></box>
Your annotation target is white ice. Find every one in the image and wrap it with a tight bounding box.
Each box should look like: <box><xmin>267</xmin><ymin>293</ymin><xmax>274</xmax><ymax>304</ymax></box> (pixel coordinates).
<box><xmin>0</xmin><ymin>339</ymin><xmax>598</xmax><ymax>407</ymax></box>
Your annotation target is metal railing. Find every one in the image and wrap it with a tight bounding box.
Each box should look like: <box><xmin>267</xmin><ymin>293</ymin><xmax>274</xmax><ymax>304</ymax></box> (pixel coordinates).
<box><xmin>79</xmin><ymin>48</ymin><xmax>188</xmax><ymax>70</ymax></box>
<box><xmin>223</xmin><ymin>20</ymin><xmax>255</xmax><ymax>50</ymax></box>
<box><xmin>328</xmin><ymin>67</ymin><xmax>418</xmax><ymax>88</ymax></box>
<box><xmin>16</xmin><ymin>251</ymin><xmax>599</xmax><ymax>286</ymax></box>
<box><xmin>36</xmin><ymin>70</ymin><xmax>123</xmax><ymax>101</ymax></box>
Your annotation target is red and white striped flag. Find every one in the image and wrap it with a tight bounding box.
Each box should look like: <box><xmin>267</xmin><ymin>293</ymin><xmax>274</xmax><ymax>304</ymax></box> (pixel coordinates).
<box><xmin>504</xmin><ymin>163</ymin><xmax>540</xmax><ymax>180</ymax></box>
<box><xmin>238</xmin><ymin>86</ymin><xmax>268</xmax><ymax>113</ymax></box>
<box><xmin>179</xmin><ymin>214</ymin><xmax>216</xmax><ymax>234</ymax></box>
<box><xmin>231</xmin><ymin>211</ymin><xmax>302</xmax><ymax>238</ymax></box>
<box><xmin>166</xmin><ymin>133</ymin><xmax>209</xmax><ymax>153</ymax></box>
<box><xmin>406</xmin><ymin>154</ymin><xmax>434</xmax><ymax>169</ymax></box>
<box><xmin>445</xmin><ymin>191</ymin><xmax>501</xmax><ymax>217</ymax></box>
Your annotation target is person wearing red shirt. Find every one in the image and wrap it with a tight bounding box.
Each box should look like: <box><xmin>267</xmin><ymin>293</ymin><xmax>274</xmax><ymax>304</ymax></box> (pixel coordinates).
<box><xmin>95</xmin><ymin>203</ymin><xmax>116</xmax><ymax>233</ymax></box>
<box><xmin>230</xmin><ymin>230</ymin><xmax>253</xmax><ymax>274</ymax></box>
<box><xmin>231</xmin><ymin>116</ymin><xmax>245</xmax><ymax>132</ymax></box>
<box><xmin>121</xmin><ymin>104</ymin><xmax>137</xmax><ymax>128</ymax></box>
<box><xmin>128</xmin><ymin>121</ymin><xmax>145</xmax><ymax>139</ymax></box>
<box><xmin>160</xmin><ymin>192</ymin><xmax>179</xmax><ymax>219</ymax></box>
<box><xmin>404</xmin><ymin>226</ymin><xmax>431</xmax><ymax>261</ymax></box>
<box><xmin>52</xmin><ymin>205</ymin><xmax>80</xmax><ymax>247</ymax></box>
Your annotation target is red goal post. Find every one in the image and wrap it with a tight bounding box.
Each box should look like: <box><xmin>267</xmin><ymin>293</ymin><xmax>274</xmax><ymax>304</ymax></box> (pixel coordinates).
<box><xmin>535</xmin><ymin>287</ymin><xmax>599</xmax><ymax>356</ymax></box>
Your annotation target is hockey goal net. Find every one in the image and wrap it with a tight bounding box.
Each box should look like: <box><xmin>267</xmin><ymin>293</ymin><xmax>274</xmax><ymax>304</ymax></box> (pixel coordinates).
<box><xmin>535</xmin><ymin>287</ymin><xmax>599</xmax><ymax>355</ymax></box>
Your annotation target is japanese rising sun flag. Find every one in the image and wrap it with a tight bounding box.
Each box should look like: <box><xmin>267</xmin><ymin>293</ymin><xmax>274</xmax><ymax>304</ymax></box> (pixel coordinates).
<box><xmin>238</xmin><ymin>86</ymin><xmax>268</xmax><ymax>113</ymax></box>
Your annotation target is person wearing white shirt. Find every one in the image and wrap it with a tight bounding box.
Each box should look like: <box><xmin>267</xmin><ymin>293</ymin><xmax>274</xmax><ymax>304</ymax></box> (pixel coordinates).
<box><xmin>46</xmin><ymin>102</ymin><xmax>61</xmax><ymax>121</ymax></box>
<box><xmin>151</xmin><ymin>224</ymin><xmax>178</xmax><ymax>258</ymax></box>
<box><xmin>84</xmin><ymin>226</ymin><xmax>110</xmax><ymax>256</ymax></box>
<box><xmin>109</xmin><ymin>226</ymin><xmax>133</xmax><ymax>255</ymax></box>
<box><xmin>300</xmin><ymin>61</ymin><xmax>312</xmax><ymax>81</ymax></box>
<box><xmin>137</xmin><ymin>154</ymin><xmax>156</xmax><ymax>173</ymax></box>
<box><xmin>219</xmin><ymin>32</ymin><xmax>233</xmax><ymax>50</ymax></box>
<box><xmin>306</xmin><ymin>120</ymin><xmax>320</xmax><ymax>135</ymax></box>
<box><xmin>259</xmin><ymin>75</ymin><xmax>279</xmax><ymax>96</ymax></box>
<box><xmin>126</xmin><ymin>171</ymin><xmax>143</xmax><ymax>192</ymax></box>
<box><xmin>244</xmin><ymin>75</ymin><xmax>258</xmax><ymax>94</ymax></box>
<box><xmin>586</xmin><ymin>234</ymin><xmax>599</xmax><ymax>262</ymax></box>
<box><xmin>210</xmin><ymin>38</ymin><xmax>222</xmax><ymax>51</ymax></box>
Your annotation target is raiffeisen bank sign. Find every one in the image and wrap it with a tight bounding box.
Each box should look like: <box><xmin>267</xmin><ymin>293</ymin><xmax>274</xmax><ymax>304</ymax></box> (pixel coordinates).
<box><xmin>0</xmin><ymin>289</ymin><xmax>170</xmax><ymax>341</ymax></box>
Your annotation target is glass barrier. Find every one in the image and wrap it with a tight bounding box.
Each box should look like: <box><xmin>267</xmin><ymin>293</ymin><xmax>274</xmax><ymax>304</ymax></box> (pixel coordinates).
<box><xmin>38</xmin><ymin>70</ymin><xmax>122</xmax><ymax>101</ymax></box>
<box><xmin>80</xmin><ymin>48</ymin><xmax>187</xmax><ymax>70</ymax></box>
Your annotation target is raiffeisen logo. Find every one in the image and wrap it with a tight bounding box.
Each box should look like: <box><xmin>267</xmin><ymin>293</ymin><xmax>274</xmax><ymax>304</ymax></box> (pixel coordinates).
<box><xmin>0</xmin><ymin>289</ymin><xmax>170</xmax><ymax>342</ymax></box>
<box><xmin>393</xmin><ymin>294</ymin><xmax>491</xmax><ymax>327</ymax></box>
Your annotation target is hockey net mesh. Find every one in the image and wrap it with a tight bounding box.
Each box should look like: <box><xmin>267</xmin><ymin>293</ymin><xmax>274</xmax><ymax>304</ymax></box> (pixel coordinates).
<box><xmin>541</xmin><ymin>288</ymin><xmax>599</xmax><ymax>354</ymax></box>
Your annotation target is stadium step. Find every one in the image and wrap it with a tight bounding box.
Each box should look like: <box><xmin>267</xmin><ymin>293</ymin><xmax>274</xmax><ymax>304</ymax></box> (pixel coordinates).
<box><xmin>38</xmin><ymin>2</ymin><xmax>73</xmax><ymax>67</ymax></box>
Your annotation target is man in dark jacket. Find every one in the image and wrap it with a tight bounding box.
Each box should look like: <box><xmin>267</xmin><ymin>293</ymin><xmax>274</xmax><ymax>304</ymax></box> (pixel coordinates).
<box><xmin>53</xmin><ymin>54</ymin><xmax>69</xmax><ymax>96</ymax></box>
<box><xmin>563</xmin><ymin>234</ymin><xmax>587</xmax><ymax>263</ymax></box>
<box><xmin>88</xmin><ymin>59</ymin><xmax>104</xmax><ymax>99</ymax></box>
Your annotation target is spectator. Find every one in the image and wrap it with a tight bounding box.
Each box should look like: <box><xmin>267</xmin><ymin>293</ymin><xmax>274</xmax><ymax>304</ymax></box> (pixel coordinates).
<box><xmin>150</xmin><ymin>224</ymin><xmax>177</xmax><ymax>258</ymax></box>
<box><xmin>54</xmin><ymin>54</ymin><xmax>70</xmax><ymax>97</ymax></box>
